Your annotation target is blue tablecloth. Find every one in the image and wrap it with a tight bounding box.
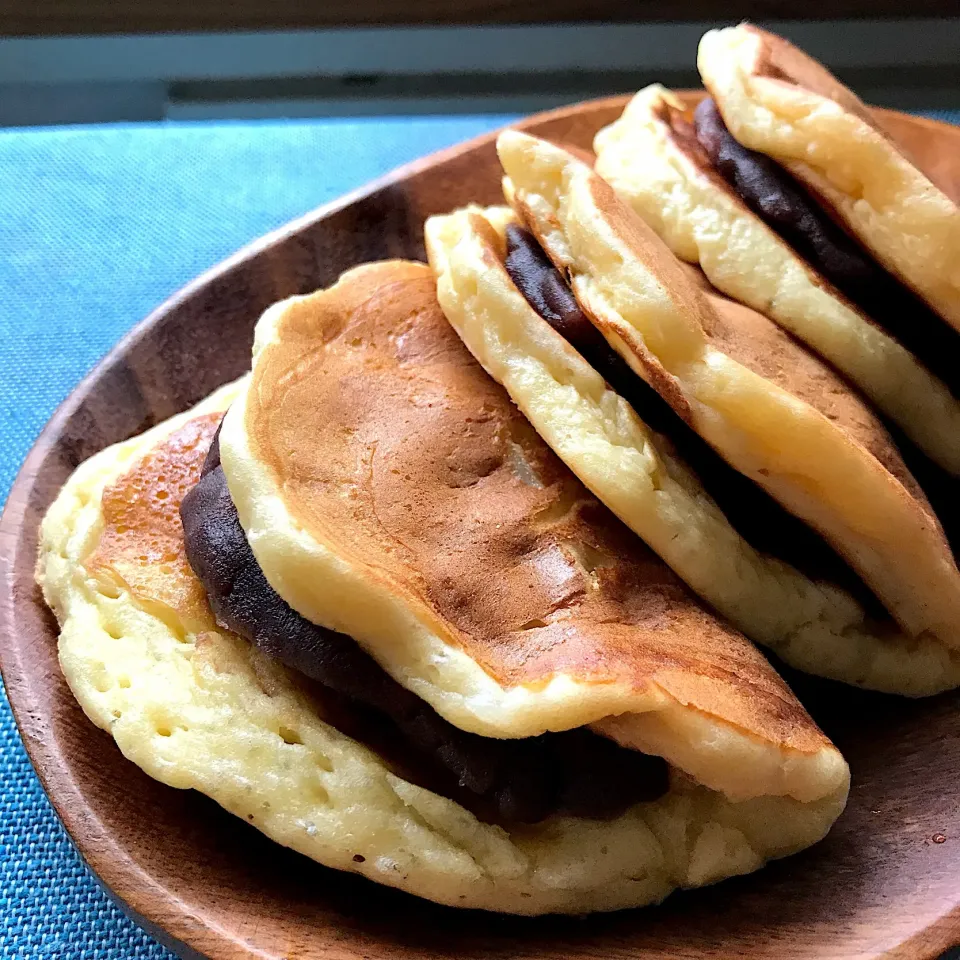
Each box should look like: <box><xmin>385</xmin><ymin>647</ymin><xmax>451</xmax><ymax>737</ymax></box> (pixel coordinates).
<box><xmin>1</xmin><ymin>108</ymin><xmax>958</xmax><ymax>959</ymax></box>
<box><xmin>0</xmin><ymin>113</ymin><xmax>513</xmax><ymax>959</ymax></box>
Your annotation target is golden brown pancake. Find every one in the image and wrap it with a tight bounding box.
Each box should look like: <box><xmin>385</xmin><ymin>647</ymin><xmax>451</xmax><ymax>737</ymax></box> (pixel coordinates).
<box><xmin>241</xmin><ymin>264</ymin><xmax>813</xmax><ymax>697</ymax></box>
<box><xmin>182</xmin><ymin>409</ymin><xmax>673</xmax><ymax>825</ymax></box>
<box><xmin>702</xmin><ymin>293</ymin><xmax>923</xmax><ymax>500</ymax></box>
<box><xmin>568</xmin><ymin>171</ymin><xmax>927</xmax><ymax>501</ymax></box>
<box><xmin>86</xmin><ymin>411</ymin><xmax>221</xmax><ymax>631</ymax></box>
<box><xmin>37</xmin><ymin>270</ymin><xmax>848</xmax><ymax>913</ymax></box>
<box><xmin>698</xmin><ymin>24</ymin><xmax>960</xmax><ymax>332</ymax></box>
<box><xmin>426</xmin><ymin>205</ymin><xmax>960</xmax><ymax>695</ymax></box>
<box><xmin>509</xmin><ymin>137</ymin><xmax>930</xmax><ymax>507</ymax></box>
<box><xmin>218</xmin><ymin>261</ymin><xmax>849</xmax><ymax>808</ymax></box>
<box><xmin>593</xmin><ymin>85</ymin><xmax>960</xmax><ymax>480</ymax></box>
<box><xmin>490</xmin><ymin>132</ymin><xmax>960</xmax><ymax>688</ymax></box>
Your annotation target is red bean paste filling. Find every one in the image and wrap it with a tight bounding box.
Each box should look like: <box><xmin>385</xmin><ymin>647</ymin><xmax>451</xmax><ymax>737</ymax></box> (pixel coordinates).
<box><xmin>693</xmin><ymin>98</ymin><xmax>960</xmax><ymax>398</ymax></box>
<box><xmin>504</xmin><ymin>223</ymin><xmax>887</xmax><ymax>611</ymax></box>
<box><xmin>180</xmin><ymin>426</ymin><xmax>669</xmax><ymax>824</ymax></box>
<box><xmin>692</xmin><ymin>98</ymin><xmax>960</xmax><ymax>554</ymax></box>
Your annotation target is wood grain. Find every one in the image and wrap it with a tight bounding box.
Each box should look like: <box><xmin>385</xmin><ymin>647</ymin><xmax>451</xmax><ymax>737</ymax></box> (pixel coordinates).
<box><xmin>2</xmin><ymin>0</ymin><xmax>959</xmax><ymax>36</ymax></box>
<box><xmin>2</xmin><ymin>94</ymin><xmax>960</xmax><ymax>960</ymax></box>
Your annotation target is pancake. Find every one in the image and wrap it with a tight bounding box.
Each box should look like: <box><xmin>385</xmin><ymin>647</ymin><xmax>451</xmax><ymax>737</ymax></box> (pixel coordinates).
<box><xmin>426</xmin><ymin>205</ymin><xmax>960</xmax><ymax>695</ymax></box>
<box><xmin>182</xmin><ymin>424</ymin><xmax>670</xmax><ymax>825</ymax></box>
<box><xmin>593</xmin><ymin>84</ymin><xmax>960</xmax><ymax>479</ymax></box>
<box><xmin>697</xmin><ymin>24</ymin><xmax>960</xmax><ymax>333</ymax></box>
<box><xmin>37</xmin><ymin>268</ymin><xmax>849</xmax><ymax>914</ymax></box>
<box><xmin>496</xmin><ymin>130</ymin><xmax>960</xmax><ymax>657</ymax></box>
<box><xmin>218</xmin><ymin>260</ymin><xmax>845</xmax><ymax>800</ymax></box>
<box><xmin>689</xmin><ymin>96</ymin><xmax>960</xmax><ymax>397</ymax></box>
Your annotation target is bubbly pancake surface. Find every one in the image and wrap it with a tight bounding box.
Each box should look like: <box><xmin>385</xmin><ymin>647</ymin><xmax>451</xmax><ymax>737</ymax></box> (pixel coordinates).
<box><xmin>87</xmin><ymin>412</ymin><xmax>221</xmax><ymax>630</ymax></box>
<box><xmin>238</xmin><ymin>262</ymin><xmax>833</xmax><ymax>759</ymax></box>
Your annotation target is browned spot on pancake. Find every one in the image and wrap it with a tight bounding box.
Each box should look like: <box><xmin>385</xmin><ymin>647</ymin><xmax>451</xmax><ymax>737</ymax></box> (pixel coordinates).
<box><xmin>704</xmin><ymin>294</ymin><xmax>930</xmax><ymax>507</ymax></box>
<box><xmin>652</xmin><ymin>96</ymin><xmax>710</xmax><ymax>170</ymax></box>
<box><xmin>580</xmin><ymin>173</ymin><xmax>935</xmax><ymax>525</ymax></box>
<box><xmin>86</xmin><ymin>414</ymin><xmax>221</xmax><ymax>630</ymax></box>
<box><xmin>246</xmin><ymin>261</ymin><xmax>831</xmax><ymax>756</ymax></box>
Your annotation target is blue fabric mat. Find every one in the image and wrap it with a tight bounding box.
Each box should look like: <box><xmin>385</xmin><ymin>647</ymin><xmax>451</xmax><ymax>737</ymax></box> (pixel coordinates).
<box><xmin>0</xmin><ymin>113</ymin><xmax>513</xmax><ymax>959</ymax></box>
<box><xmin>1</xmin><ymin>108</ymin><xmax>957</xmax><ymax>958</ymax></box>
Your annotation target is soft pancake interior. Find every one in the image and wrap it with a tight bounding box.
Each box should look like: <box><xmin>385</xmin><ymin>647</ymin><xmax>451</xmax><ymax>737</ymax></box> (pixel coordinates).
<box><xmin>685</xmin><ymin>97</ymin><xmax>960</xmax><ymax>552</ymax></box>
<box><xmin>37</xmin><ymin>380</ymin><xmax>849</xmax><ymax>913</ymax></box>
<box><xmin>592</xmin><ymin>84</ymin><xmax>960</xmax><ymax>488</ymax></box>
<box><xmin>697</xmin><ymin>23</ymin><xmax>960</xmax><ymax>333</ymax></box>
<box><xmin>690</xmin><ymin>97</ymin><xmax>960</xmax><ymax>407</ymax></box>
<box><xmin>425</xmin><ymin>206</ymin><xmax>960</xmax><ymax>696</ymax></box>
<box><xmin>497</xmin><ymin>130</ymin><xmax>960</xmax><ymax>656</ymax></box>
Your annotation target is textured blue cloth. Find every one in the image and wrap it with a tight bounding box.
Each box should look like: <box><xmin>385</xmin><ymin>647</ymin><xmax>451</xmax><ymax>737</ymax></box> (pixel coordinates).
<box><xmin>1</xmin><ymin>109</ymin><xmax>958</xmax><ymax>959</ymax></box>
<box><xmin>0</xmin><ymin>113</ymin><xmax>513</xmax><ymax>959</ymax></box>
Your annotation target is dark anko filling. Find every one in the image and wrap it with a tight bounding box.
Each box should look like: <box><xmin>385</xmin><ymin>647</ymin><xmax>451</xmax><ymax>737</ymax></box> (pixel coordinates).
<box><xmin>180</xmin><ymin>428</ymin><xmax>669</xmax><ymax>824</ymax></box>
<box><xmin>693</xmin><ymin>97</ymin><xmax>960</xmax><ymax>400</ymax></box>
<box><xmin>692</xmin><ymin>98</ymin><xmax>960</xmax><ymax>554</ymax></box>
<box><xmin>504</xmin><ymin>223</ymin><xmax>883</xmax><ymax>607</ymax></box>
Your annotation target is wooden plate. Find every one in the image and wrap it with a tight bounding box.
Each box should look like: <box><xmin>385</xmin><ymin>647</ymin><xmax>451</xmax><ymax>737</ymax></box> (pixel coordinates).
<box><xmin>2</xmin><ymin>93</ymin><xmax>960</xmax><ymax>960</ymax></box>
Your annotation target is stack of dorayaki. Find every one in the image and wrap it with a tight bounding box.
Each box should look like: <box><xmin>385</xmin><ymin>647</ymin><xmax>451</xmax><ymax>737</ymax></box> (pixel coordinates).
<box><xmin>38</xmin><ymin>25</ymin><xmax>960</xmax><ymax>915</ymax></box>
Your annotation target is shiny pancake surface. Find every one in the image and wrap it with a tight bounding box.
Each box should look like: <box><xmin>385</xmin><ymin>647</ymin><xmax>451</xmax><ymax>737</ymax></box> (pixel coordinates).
<box><xmin>86</xmin><ymin>412</ymin><xmax>222</xmax><ymax>630</ymax></box>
